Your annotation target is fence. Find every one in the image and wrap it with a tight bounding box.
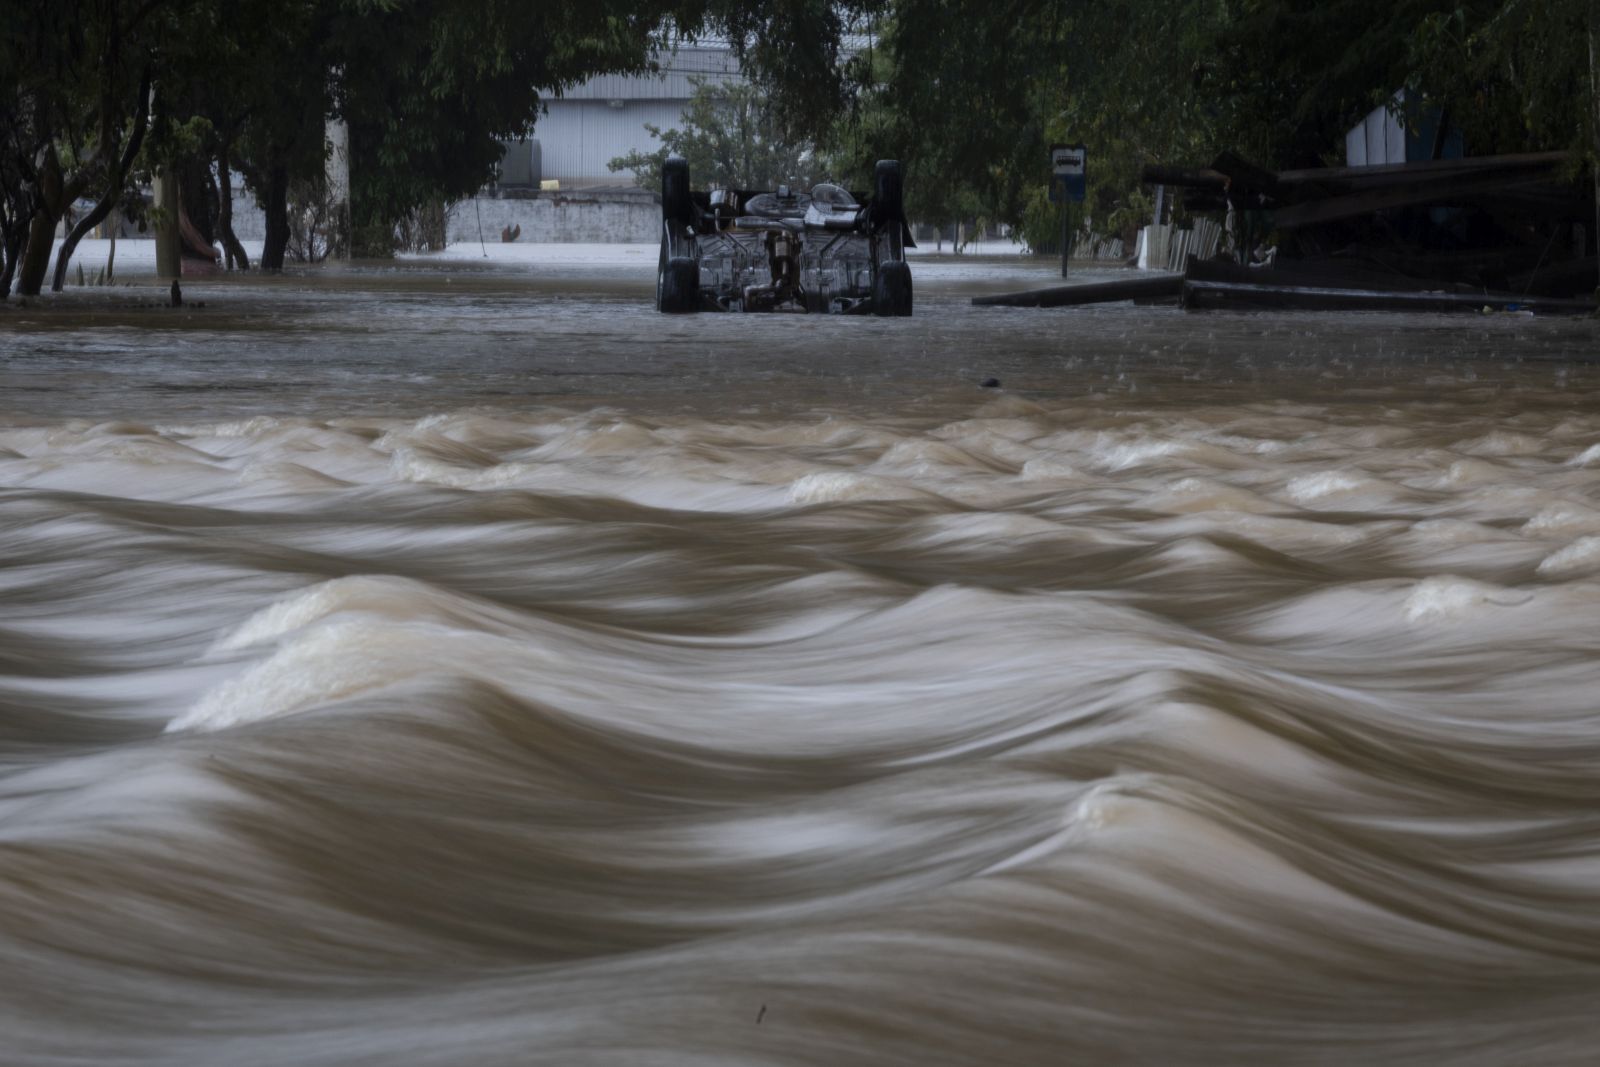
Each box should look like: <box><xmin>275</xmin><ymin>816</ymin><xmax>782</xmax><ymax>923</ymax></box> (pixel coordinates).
<box><xmin>1136</xmin><ymin>218</ymin><xmax>1225</xmax><ymax>271</ymax></box>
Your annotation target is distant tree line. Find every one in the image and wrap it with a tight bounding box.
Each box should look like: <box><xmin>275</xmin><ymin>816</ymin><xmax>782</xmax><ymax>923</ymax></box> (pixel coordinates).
<box><xmin>622</xmin><ymin>0</ymin><xmax>1599</xmax><ymax>252</ymax></box>
<box><xmin>835</xmin><ymin>0</ymin><xmax>1600</xmax><ymax>251</ymax></box>
<box><xmin>0</xmin><ymin>0</ymin><xmax>874</xmax><ymax>297</ymax></box>
<box><xmin>5</xmin><ymin>0</ymin><xmax>1596</xmax><ymax>293</ymax></box>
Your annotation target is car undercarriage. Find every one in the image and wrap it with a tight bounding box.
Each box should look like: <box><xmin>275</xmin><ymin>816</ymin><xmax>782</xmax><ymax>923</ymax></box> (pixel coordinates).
<box><xmin>656</xmin><ymin>158</ymin><xmax>915</xmax><ymax>316</ymax></box>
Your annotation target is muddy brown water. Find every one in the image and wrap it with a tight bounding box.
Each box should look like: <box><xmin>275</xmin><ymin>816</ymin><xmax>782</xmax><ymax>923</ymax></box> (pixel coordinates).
<box><xmin>3</xmin><ymin>253</ymin><xmax>1600</xmax><ymax>1064</ymax></box>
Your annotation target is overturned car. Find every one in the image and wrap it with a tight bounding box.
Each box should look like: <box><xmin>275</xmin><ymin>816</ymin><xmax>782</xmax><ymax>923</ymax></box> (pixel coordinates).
<box><xmin>656</xmin><ymin>157</ymin><xmax>914</xmax><ymax>316</ymax></box>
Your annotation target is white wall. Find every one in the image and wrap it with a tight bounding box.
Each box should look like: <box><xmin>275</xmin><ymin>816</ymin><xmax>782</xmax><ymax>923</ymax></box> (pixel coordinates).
<box><xmin>447</xmin><ymin>192</ymin><xmax>659</xmax><ymax>244</ymax></box>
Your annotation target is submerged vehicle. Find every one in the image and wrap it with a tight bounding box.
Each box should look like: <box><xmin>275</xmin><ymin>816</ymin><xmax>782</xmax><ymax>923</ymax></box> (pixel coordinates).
<box><xmin>655</xmin><ymin>157</ymin><xmax>914</xmax><ymax>316</ymax></box>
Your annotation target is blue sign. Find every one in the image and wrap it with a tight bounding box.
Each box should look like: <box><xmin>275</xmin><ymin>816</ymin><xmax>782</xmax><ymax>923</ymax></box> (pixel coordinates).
<box><xmin>1050</xmin><ymin>144</ymin><xmax>1087</xmax><ymax>203</ymax></box>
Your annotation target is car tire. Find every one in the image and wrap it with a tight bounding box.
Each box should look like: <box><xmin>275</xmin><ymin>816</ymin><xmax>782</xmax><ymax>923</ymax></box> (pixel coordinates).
<box><xmin>873</xmin><ymin>160</ymin><xmax>903</xmax><ymax>225</ymax></box>
<box><xmin>662</xmin><ymin>156</ymin><xmax>692</xmax><ymax>224</ymax></box>
<box><xmin>873</xmin><ymin>260</ymin><xmax>912</xmax><ymax>317</ymax></box>
<box><xmin>658</xmin><ymin>255</ymin><xmax>700</xmax><ymax>313</ymax></box>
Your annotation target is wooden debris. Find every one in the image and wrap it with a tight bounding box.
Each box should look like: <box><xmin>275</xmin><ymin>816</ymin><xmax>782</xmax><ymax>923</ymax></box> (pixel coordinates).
<box><xmin>972</xmin><ymin>274</ymin><xmax>1183</xmax><ymax>307</ymax></box>
<box><xmin>1181</xmin><ymin>257</ymin><xmax>1592</xmax><ymax>313</ymax></box>
<box><xmin>1133</xmin><ymin>147</ymin><xmax>1596</xmax><ymax>309</ymax></box>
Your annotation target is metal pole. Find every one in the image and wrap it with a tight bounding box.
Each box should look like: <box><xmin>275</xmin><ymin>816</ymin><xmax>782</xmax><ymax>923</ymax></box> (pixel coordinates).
<box><xmin>1060</xmin><ymin>199</ymin><xmax>1069</xmax><ymax>278</ymax></box>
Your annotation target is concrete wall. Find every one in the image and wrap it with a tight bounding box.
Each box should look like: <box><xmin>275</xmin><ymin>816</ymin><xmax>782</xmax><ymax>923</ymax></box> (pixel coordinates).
<box><xmin>208</xmin><ymin>187</ymin><xmax>657</xmax><ymax>245</ymax></box>
<box><xmin>95</xmin><ymin>183</ymin><xmax>657</xmax><ymax>247</ymax></box>
<box><xmin>446</xmin><ymin>189</ymin><xmax>660</xmax><ymax>244</ymax></box>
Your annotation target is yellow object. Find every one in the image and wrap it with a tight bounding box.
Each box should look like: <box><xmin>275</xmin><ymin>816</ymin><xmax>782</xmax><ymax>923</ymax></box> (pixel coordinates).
<box><xmin>540</xmin><ymin>179</ymin><xmax>560</xmax><ymax>191</ymax></box>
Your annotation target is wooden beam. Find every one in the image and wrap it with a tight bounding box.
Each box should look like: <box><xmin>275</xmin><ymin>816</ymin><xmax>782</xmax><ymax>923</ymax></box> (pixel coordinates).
<box><xmin>1274</xmin><ymin>150</ymin><xmax>1570</xmax><ymax>186</ymax></box>
<box><xmin>1139</xmin><ymin>165</ymin><xmax>1226</xmax><ymax>189</ymax></box>
<box><xmin>972</xmin><ymin>274</ymin><xmax>1183</xmax><ymax>307</ymax></box>
<box><xmin>1182</xmin><ymin>277</ymin><xmax>1594</xmax><ymax>314</ymax></box>
<box><xmin>1271</xmin><ymin>167</ymin><xmax>1558</xmax><ymax>229</ymax></box>
<box><xmin>1210</xmin><ymin>151</ymin><xmax>1287</xmax><ymax>200</ymax></box>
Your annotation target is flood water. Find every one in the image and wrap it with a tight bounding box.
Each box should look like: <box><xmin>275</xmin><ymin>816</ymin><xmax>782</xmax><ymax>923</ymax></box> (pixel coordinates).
<box><xmin>4</xmin><ymin>247</ymin><xmax>1600</xmax><ymax>1064</ymax></box>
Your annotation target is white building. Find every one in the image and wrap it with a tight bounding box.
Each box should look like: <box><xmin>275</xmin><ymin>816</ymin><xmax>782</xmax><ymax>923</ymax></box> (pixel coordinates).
<box><xmin>500</xmin><ymin>43</ymin><xmax>742</xmax><ymax>189</ymax></box>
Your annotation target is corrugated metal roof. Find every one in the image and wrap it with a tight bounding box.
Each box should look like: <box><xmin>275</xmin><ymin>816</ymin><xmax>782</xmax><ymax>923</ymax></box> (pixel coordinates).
<box><xmin>556</xmin><ymin>45</ymin><xmax>742</xmax><ymax>101</ymax></box>
<box><xmin>523</xmin><ymin>34</ymin><xmax>878</xmax><ymax>187</ymax></box>
<box><xmin>535</xmin><ymin>100</ymin><xmax>685</xmax><ymax>184</ymax></box>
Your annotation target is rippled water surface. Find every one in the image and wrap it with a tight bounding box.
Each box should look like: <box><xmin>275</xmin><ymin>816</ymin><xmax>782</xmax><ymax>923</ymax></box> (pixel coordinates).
<box><xmin>4</xmin><ymin>251</ymin><xmax>1600</xmax><ymax>1064</ymax></box>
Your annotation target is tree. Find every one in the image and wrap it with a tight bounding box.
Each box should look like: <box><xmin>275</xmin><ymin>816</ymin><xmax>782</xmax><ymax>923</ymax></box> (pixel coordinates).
<box><xmin>826</xmin><ymin>0</ymin><xmax>1600</xmax><ymax>253</ymax></box>
<box><xmin>4</xmin><ymin>0</ymin><xmax>884</xmax><ymax>287</ymax></box>
<box><xmin>609</xmin><ymin>75</ymin><xmax>815</xmax><ymax>191</ymax></box>
<box><xmin>0</xmin><ymin>0</ymin><xmax>168</xmax><ymax>297</ymax></box>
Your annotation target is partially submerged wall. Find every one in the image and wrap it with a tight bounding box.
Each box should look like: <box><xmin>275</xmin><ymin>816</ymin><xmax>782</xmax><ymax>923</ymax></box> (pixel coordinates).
<box><xmin>445</xmin><ymin>189</ymin><xmax>659</xmax><ymax>244</ymax></box>
<box><xmin>80</xmin><ymin>186</ymin><xmax>660</xmax><ymax>248</ymax></box>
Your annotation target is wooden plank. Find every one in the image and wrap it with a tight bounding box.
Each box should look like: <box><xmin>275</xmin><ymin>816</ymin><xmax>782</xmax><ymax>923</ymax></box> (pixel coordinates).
<box><xmin>1139</xmin><ymin>165</ymin><xmax>1226</xmax><ymax>189</ymax></box>
<box><xmin>1210</xmin><ymin>151</ymin><xmax>1287</xmax><ymax>201</ymax></box>
<box><xmin>1275</xmin><ymin>151</ymin><xmax>1570</xmax><ymax>187</ymax></box>
<box><xmin>1182</xmin><ymin>277</ymin><xmax>1594</xmax><ymax>314</ymax></box>
<box><xmin>972</xmin><ymin>274</ymin><xmax>1183</xmax><ymax>307</ymax></box>
<box><xmin>1271</xmin><ymin>167</ymin><xmax>1558</xmax><ymax>229</ymax></box>
<box><xmin>1185</xmin><ymin>256</ymin><xmax>1466</xmax><ymax>293</ymax></box>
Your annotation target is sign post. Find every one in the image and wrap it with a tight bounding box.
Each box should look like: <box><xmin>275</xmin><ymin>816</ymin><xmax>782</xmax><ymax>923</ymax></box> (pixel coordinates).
<box><xmin>1049</xmin><ymin>143</ymin><xmax>1087</xmax><ymax>278</ymax></box>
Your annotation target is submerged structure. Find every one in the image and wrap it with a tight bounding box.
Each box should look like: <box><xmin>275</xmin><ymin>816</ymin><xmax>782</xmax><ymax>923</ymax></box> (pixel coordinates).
<box><xmin>655</xmin><ymin>157</ymin><xmax>914</xmax><ymax>315</ymax></box>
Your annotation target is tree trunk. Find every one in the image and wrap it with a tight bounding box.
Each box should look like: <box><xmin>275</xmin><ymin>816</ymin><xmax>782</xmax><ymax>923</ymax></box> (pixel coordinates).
<box><xmin>1591</xmin><ymin>0</ymin><xmax>1600</xmax><ymax>302</ymax></box>
<box><xmin>50</xmin><ymin>67</ymin><xmax>151</xmax><ymax>292</ymax></box>
<box><xmin>416</xmin><ymin>199</ymin><xmax>446</xmax><ymax>251</ymax></box>
<box><xmin>260</xmin><ymin>164</ymin><xmax>290</xmax><ymax>270</ymax></box>
<box><xmin>52</xmin><ymin>199</ymin><xmax>114</xmax><ymax>292</ymax></box>
<box><xmin>216</xmin><ymin>150</ymin><xmax>249</xmax><ymax>270</ymax></box>
<box><xmin>0</xmin><ymin>224</ymin><xmax>25</xmax><ymax>299</ymax></box>
<box><xmin>16</xmin><ymin>209</ymin><xmax>59</xmax><ymax>296</ymax></box>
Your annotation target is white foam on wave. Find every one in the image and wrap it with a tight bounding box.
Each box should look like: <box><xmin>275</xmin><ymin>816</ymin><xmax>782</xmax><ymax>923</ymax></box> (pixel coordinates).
<box><xmin>1017</xmin><ymin>454</ymin><xmax>1080</xmax><ymax>480</ymax></box>
<box><xmin>175</xmin><ymin>614</ymin><xmax>561</xmax><ymax>733</ymax></box>
<box><xmin>212</xmin><ymin>575</ymin><xmax>448</xmax><ymax>653</ymax></box>
<box><xmin>1146</xmin><ymin>477</ymin><xmax>1273</xmax><ymax>514</ymax></box>
<box><xmin>1442</xmin><ymin>458</ymin><xmax>1508</xmax><ymax>486</ymax></box>
<box><xmin>1285</xmin><ymin>470</ymin><xmax>1377</xmax><ymax>505</ymax></box>
<box><xmin>1089</xmin><ymin>437</ymin><xmax>1191</xmax><ymax>472</ymax></box>
<box><xmin>1403</xmin><ymin>576</ymin><xmax>1525</xmax><ymax>624</ymax></box>
<box><xmin>976</xmin><ymin>782</ymin><xmax>1134</xmax><ymax>877</ymax></box>
<box><xmin>183</xmin><ymin>415</ymin><xmax>290</xmax><ymax>439</ymax></box>
<box><xmin>872</xmin><ymin>438</ymin><xmax>996</xmax><ymax>475</ymax></box>
<box><xmin>1536</xmin><ymin>536</ymin><xmax>1600</xmax><ymax>578</ymax></box>
<box><xmin>896</xmin><ymin>511</ymin><xmax>1068</xmax><ymax>548</ymax></box>
<box><xmin>1456</xmin><ymin>431</ymin><xmax>1545</xmax><ymax>457</ymax></box>
<box><xmin>1523</xmin><ymin>502</ymin><xmax>1600</xmax><ymax>537</ymax></box>
<box><xmin>174</xmin><ymin>619</ymin><xmax>441</xmax><ymax>732</ymax></box>
<box><xmin>1568</xmin><ymin>443</ymin><xmax>1600</xmax><ymax>467</ymax></box>
<box><xmin>391</xmin><ymin>447</ymin><xmax>544</xmax><ymax>490</ymax></box>
<box><xmin>788</xmin><ymin>471</ymin><xmax>927</xmax><ymax>504</ymax></box>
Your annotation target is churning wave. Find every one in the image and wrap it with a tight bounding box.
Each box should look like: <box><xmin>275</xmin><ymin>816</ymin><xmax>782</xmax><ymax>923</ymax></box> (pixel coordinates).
<box><xmin>3</xmin><ymin>398</ymin><xmax>1600</xmax><ymax>1064</ymax></box>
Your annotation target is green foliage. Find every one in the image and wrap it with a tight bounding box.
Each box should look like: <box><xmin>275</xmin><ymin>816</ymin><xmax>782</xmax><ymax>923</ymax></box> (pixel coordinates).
<box><xmin>0</xmin><ymin>0</ymin><xmax>174</xmax><ymax>293</ymax></box>
<box><xmin>823</xmin><ymin>1</ymin><xmax>1220</xmax><ymax>249</ymax></box>
<box><xmin>609</xmin><ymin>76</ymin><xmax>816</xmax><ymax>191</ymax></box>
<box><xmin>336</xmin><ymin>0</ymin><xmax>681</xmax><ymax>250</ymax></box>
<box><xmin>1403</xmin><ymin>0</ymin><xmax>1593</xmax><ymax>158</ymax></box>
<box><xmin>6</xmin><ymin>0</ymin><xmax>1598</xmax><ymax>283</ymax></box>
<box><xmin>835</xmin><ymin>0</ymin><xmax>1600</xmax><ymax>250</ymax></box>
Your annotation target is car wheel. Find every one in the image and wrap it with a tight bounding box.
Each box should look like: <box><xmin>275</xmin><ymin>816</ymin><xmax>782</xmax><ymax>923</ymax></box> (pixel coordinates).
<box><xmin>873</xmin><ymin>160</ymin><xmax>903</xmax><ymax>225</ymax></box>
<box><xmin>873</xmin><ymin>260</ymin><xmax>912</xmax><ymax>317</ymax></box>
<box><xmin>658</xmin><ymin>256</ymin><xmax>700</xmax><ymax>313</ymax></box>
<box><xmin>662</xmin><ymin>156</ymin><xmax>692</xmax><ymax>225</ymax></box>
